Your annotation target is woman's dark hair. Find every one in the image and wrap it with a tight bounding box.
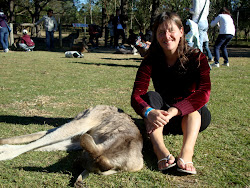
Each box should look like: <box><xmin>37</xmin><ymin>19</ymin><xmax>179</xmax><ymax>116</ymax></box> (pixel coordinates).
<box><xmin>219</xmin><ymin>7</ymin><xmax>231</xmax><ymax>15</ymax></box>
<box><xmin>144</xmin><ymin>12</ymin><xmax>197</xmax><ymax>68</ymax></box>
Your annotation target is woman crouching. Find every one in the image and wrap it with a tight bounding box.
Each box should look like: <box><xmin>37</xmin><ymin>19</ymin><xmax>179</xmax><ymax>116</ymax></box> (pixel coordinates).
<box><xmin>131</xmin><ymin>12</ymin><xmax>211</xmax><ymax>174</ymax></box>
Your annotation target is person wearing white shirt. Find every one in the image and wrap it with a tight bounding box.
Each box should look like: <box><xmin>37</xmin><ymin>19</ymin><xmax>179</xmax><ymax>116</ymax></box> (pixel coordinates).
<box><xmin>35</xmin><ymin>9</ymin><xmax>57</xmax><ymax>51</ymax></box>
<box><xmin>210</xmin><ymin>7</ymin><xmax>235</xmax><ymax>67</ymax></box>
<box><xmin>186</xmin><ymin>0</ymin><xmax>210</xmax><ymax>52</ymax></box>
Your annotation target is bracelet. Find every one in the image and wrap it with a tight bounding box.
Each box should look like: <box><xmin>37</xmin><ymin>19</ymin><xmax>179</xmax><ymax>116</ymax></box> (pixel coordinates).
<box><xmin>144</xmin><ymin>107</ymin><xmax>154</xmax><ymax>118</ymax></box>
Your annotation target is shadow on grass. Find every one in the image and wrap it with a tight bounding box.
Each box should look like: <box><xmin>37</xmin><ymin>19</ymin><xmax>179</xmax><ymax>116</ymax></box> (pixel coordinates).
<box><xmin>69</xmin><ymin>61</ymin><xmax>139</xmax><ymax>68</ymax></box>
<box><xmin>0</xmin><ymin>115</ymin><xmax>72</xmax><ymax>127</ymax></box>
<box><xmin>101</xmin><ymin>57</ymin><xmax>142</xmax><ymax>62</ymax></box>
<box><xmin>20</xmin><ymin>151</ymin><xmax>84</xmax><ymax>187</ymax></box>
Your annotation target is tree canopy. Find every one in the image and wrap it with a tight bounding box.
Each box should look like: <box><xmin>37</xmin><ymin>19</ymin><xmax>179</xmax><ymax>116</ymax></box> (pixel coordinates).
<box><xmin>1</xmin><ymin>0</ymin><xmax>249</xmax><ymax>39</ymax></box>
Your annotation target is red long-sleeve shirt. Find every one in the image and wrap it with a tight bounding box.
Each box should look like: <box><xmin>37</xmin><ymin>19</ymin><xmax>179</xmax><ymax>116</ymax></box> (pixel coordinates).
<box><xmin>131</xmin><ymin>51</ymin><xmax>211</xmax><ymax>117</ymax></box>
<box><xmin>21</xmin><ymin>35</ymin><xmax>35</xmax><ymax>47</ymax></box>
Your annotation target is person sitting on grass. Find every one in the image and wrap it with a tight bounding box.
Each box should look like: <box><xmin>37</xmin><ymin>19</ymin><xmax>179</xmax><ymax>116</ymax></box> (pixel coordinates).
<box><xmin>131</xmin><ymin>12</ymin><xmax>211</xmax><ymax>174</ymax></box>
<box><xmin>19</xmin><ymin>29</ymin><xmax>35</xmax><ymax>52</ymax></box>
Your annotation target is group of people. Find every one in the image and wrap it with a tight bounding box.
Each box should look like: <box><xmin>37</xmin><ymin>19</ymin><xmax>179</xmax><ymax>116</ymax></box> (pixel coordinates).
<box><xmin>185</xmin><ymin>0</ymin><xmax>235</xmax><ymax>67</ymax></box>
<box><xmin>0</xmin><ymin>9</ymin><xmax>57</xmax><ymax>52</ymax></box>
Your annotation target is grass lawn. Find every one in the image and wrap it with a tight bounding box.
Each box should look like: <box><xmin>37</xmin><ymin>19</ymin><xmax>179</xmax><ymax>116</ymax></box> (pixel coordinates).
<box><xmin>0</xmin><ymin>48</ymin><xmax>249</xmax><ymax>187</ymax></box>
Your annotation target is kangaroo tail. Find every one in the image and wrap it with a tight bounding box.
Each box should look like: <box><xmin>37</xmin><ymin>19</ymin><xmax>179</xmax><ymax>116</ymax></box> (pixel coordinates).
<box><xmin>0</xmin><ymin>130</ymin><xmax>49</xmax><ymax>145</ymax></box>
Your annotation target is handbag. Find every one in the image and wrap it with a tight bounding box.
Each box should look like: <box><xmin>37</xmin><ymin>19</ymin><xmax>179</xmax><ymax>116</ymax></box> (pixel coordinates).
<box><xmin>4</xmin><ymin>20</ymin><xmax>11</xmax><ymax>32</ymax></box>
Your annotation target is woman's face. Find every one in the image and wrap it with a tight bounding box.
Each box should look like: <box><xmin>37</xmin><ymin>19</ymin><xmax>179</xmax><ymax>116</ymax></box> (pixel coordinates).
<box><xmin>156</xmin><ymin>20</ymin><xmax>183</xmax><ymax>55</ymax></box>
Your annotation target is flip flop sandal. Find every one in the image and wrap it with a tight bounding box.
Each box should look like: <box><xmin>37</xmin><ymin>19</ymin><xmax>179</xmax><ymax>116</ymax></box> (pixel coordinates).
<box><xmin>158</xmin><ymin>154</ymin><xmax>176</xmax><ymax>171</ymax></box>
<box><xmin>177</xmin><ymin>158</ymin><xmax>197</xmax><ymax>174</ymax></box>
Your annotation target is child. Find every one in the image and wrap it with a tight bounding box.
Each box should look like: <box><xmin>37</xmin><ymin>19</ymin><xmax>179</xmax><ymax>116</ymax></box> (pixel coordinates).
<box><xmin>19</xmin><ymin>29</ymin><xmax>35</xmax><ymax>51</ymax></box>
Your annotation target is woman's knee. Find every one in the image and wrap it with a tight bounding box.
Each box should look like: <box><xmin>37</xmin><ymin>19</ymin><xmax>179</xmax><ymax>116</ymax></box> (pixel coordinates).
<box><xmin>199</xmin><ymin>106</ymin><xmax>211</xmax><ymax>132</ymax></box>
<box><xmin>141</xmin><ymin>91</ymin><xmax>164</xmax><ymax>109</ymax></box>
<box><xmin>184</xmin><ymin>111</ymin><xmax>201</xmax><ymax>125</ymax></box>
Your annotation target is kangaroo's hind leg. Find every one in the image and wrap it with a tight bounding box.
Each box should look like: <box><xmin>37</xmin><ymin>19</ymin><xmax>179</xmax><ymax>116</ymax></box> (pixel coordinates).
<box><xmin>0</xmin><ymin>107</ymin><xmax>103</xmax><ymax>161</ymax></box>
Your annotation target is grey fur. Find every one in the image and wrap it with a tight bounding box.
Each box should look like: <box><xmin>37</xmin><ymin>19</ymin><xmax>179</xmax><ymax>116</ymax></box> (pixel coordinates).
<box><xmin>0</xmin><ymin>105</ymin><xmax>143</xmax><ymax>186</ymax></box>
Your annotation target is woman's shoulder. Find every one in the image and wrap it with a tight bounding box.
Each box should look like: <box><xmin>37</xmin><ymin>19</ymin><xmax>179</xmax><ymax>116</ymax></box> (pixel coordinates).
<box><xmin>187</xmin><ymin>49</ymin><xmax>208</xmax><ymax>66</ymax></box>
<box><xmin>187</xmin><ymin>48</ymin><xmax>202</xmax><ymax>59</ymax></box>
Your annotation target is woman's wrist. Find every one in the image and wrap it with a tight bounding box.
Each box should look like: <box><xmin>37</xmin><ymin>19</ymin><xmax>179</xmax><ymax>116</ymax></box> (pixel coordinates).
<box><xmin>167</xmin><ymin>107</ymin><xmax>181</xmax><ymax>117</ymax></box>
<box><xmin>142</xmin><ymin>106</ymin><xmax>154</xmax><ymax>118</ymax></box>
<box><xmin>144</xmin><ymin>107</ymin><xmax>154</xmax><ymax>118</ymax></box>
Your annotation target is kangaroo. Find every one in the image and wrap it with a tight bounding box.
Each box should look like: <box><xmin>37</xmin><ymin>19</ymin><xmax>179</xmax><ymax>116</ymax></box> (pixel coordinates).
<box><xmin>0</xmin><ymin>105</ymin><xmax>143</xmax><ymax>186</ymax></box>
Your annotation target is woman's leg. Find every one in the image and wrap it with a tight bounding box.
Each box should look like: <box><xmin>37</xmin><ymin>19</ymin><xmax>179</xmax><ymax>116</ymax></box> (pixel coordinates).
<box><xmin>214</xmin><ymin>34</ymin><xmax>227</xmax><ymax>64</ymax></box>
<box><xmin>4</xmin><ymin>29</ymin><xmax>9</xmax><ymax>50</ymax></box>
<box><xmin>198</xmin><ymin>20</ymin><xmax>208</xmax><ymax>52</ymax></box>
<box><xmin>147</xmin><ymin>121</ymin><xmax>175</xmax><ymax>170</ymax></box>
<box><xmin>0</xmin><ymin>27</ymin><xmax>8</xmax><ymax>50</ymax></box>
<box><xmin>177</xmin><ymin>111</ymin><xmax>201</xmax><ymax>172</ymax></box>
<box><xmin>45</xmin><ymin>31</ymin><xmax>51</xmax><ymax>50</ymax></box>
<box><xmin>204</xmin><ymin>41</ymin><xmax>213</xmax><ymax>60</ymax></box>
<box><xmin>142</xmin><ymin>91</ymin><xmax>175</xmax><ymax>170</ymax></box>
<box><xmin>220</xmin><ymin>34</ymin><xmax>233</xmax><ymax>64</ymax></box>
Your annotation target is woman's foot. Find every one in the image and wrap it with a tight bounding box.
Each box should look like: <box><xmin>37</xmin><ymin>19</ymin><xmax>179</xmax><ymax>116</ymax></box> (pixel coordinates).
<box><xmin>177</xmin><ymin>157</ymin><xmax>197</xmax><ymax>174</ymax></box>
<box><xmin>158</xmin><ymin>154</ymin><xmax>176</xmax><ymax>170</ymax></box>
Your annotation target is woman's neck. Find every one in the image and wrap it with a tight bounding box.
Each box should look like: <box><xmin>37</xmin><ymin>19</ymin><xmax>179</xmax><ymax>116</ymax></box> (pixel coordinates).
<box><xmin>164</xmin><ymin>51</ymin><xmax>178</xmax><ymax>67</ymax></box>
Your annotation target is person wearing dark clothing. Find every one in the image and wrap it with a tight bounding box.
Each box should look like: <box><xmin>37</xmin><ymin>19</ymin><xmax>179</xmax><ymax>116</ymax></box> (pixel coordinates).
<box><xmin>127</xmin><ymin>29</ymin><xmax>138</xmax><ymax>45</ymax></box>
<box><xmin>0</xmin><ymin>9</ymin><xmax>9</xmax><ymax>52</ymax></box>
<box><xmin>88</xmin><ymin>24</ymin><xmax>101</xmax><ymax>48</ymax></box>
<box><xmin>113</xmin><ymin>9</ymin><xmax>127</xmax><ymax>49</ymax></box>
<box><xmin>144</xmin><ymin>29</ymin><xmax>153</xmax><ymax>42</ymax></box>
<box><xmin>131</xmin><ymin>12</ymin><xmax>211</xmax><ymax>174</ymax></box>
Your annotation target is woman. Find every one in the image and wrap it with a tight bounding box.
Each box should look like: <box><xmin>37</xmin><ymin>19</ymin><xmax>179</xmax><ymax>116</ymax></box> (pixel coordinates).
<box><xmin>131</xmin><ymin>12</ymin><xmax>211</xmax><ymax>174</ymax></box>
<box><xmin>185</xmin><ymin>0</ymin><xmax>210</xmax><ymax>52</ymax></box>
<box><xmin>210</xmin><ymin>7</ymin><xmax>235</xmax><ymax>67</ymax></box>
<box><xmin>0</xmin><ymin>9</ymin><xmax>9</xmax><ymax>52</ymax></box>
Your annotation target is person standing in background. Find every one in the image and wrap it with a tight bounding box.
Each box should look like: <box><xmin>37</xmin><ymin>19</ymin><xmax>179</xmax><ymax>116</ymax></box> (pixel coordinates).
<box><xmin>185</xmin><ymin>0</ymin><xmax>210</xmax><ymax>52</ymax></box>
<box><xmin>0</xmin><ymin>9</ymin><xmax>10</xmax><ymax>52</ymax></box>
<box><xmin>113</xmin><ymin>8</ymin><xmax>127</xmax><ymax>50</ymax></box>
<box><xmin>35</xmin><ymin>9</ymin><xmax>57</xmax><ymax>51</ymax></box>
<box><xmin>210</xmin><ymin>7</ymin><xmax>235</xmax><ymax>67</ymax></box>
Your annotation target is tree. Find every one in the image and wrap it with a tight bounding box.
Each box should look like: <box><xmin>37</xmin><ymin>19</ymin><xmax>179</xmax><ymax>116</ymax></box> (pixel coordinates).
<box><xmin>150</xmin><ymin>0</ymin><xmax>159</xmax><ymax>29</ymax></box>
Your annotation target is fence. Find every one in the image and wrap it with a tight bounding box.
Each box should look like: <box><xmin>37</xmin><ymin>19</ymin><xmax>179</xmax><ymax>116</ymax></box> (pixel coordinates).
<box><xmin>8</xmin><ymin>22</ymin><xmax>112</xmax><ymax>49</ymax></box>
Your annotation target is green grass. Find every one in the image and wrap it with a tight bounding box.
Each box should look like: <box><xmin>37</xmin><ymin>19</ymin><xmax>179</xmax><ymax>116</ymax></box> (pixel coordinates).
<box><xmin>0</xmin><ymin>49</ymin><xmax>249</xmax><ymax>187</ymax></box>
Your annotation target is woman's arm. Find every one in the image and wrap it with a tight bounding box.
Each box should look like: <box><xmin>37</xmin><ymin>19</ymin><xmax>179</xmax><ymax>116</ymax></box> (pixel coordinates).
<box><xmin>131</xmin><ymin>61</ymin><xmax>152</xmax><ymax>116</ymax></box>
<box><xmin>173</xmin><ymin>53</ymin><xmax>211</xmax><ymax>116</ymax></box>
<box><xmin>211</xmin><ymin>15</ymin><xmax>221</xmax><ymax>27</ymax></box>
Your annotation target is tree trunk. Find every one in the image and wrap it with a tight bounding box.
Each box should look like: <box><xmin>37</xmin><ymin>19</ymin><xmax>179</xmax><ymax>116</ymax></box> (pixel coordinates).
<box><xmin>9</xmin><ymin>0</ymin><xmax>15</xmax><ymax>23</ymax></box>
<box><xmin>150</xmin><ymin>0</ymin><xmax>159</xmax><ymax>29</ymax></box>
<box><xmin>120</xmin><ymin>0</ymin><xmax>128</xmax><ymax>36</ymax></box>
<box><xmin>34</xmin><ymin>2</ymin><xmax>42</xmax><ymax>37</ymax></box>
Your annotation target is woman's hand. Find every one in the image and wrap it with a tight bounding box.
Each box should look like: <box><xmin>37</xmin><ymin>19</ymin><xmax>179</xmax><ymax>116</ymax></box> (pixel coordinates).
<box><xmin>144</xmin><ymin>107</ymin><xmax>181</xmax><ymax>134</ymax></box>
